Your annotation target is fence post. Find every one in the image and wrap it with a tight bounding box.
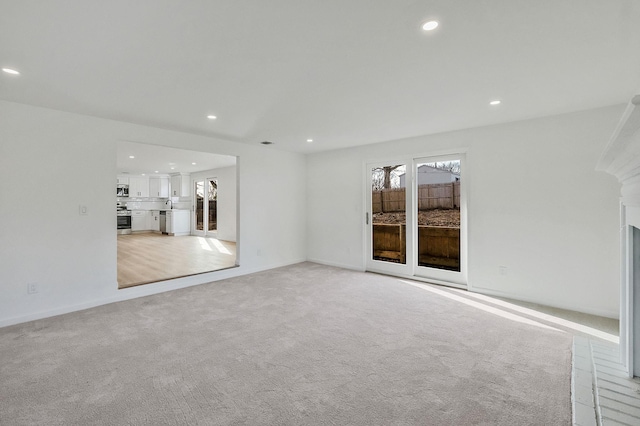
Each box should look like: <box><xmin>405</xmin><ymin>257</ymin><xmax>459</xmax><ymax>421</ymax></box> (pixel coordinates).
<box><xmin>400</xmin><ymin>224</ymin><xmax>406</xmax><ymax>263</ymax></box>
<box><xmin>451</xmin><ymin>181</ymin><xmax>455</xmax><ymax>208</ymax></box>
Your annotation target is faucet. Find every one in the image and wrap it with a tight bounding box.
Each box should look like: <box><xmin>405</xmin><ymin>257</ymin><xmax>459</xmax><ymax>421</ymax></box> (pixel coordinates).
<box><xmin>165</xmin><ymin>199</ymin><xmax>173</xmax><ymax>210</ymax></box>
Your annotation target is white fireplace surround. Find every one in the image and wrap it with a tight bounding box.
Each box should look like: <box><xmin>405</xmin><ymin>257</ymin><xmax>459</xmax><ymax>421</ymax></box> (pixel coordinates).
<box><xmin>597</xmin><ymin>94</ymin><xmax>640</xmax><ymax>378</ymax></box>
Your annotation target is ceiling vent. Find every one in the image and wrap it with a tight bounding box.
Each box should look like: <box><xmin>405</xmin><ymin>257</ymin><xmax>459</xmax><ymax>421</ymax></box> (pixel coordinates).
<box><xmin>260</xmin><ymin>141</ymin><xmax>274</xmax><ymax>145</ymax></box>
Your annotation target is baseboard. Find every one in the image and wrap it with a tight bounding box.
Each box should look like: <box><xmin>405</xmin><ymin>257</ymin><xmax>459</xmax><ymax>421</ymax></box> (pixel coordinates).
<box><xmin>237</xmin><ymin>258</ymin><xmax>308</xmax><ymax>276</ymax></box>
<box><xmin>0</xmin><ymin>296</ymin><xmax>124</xmax><ymax>329</ymax></box>
<box><xmin>0</xmin><ymin>258</ymin><xmax>308</xmax><ymax>329</ymax></box>
<box><xmin>470</xmin><ymin>286</ymin><xmax>619</xmax><ymax>319</ymax></box>
<box><xmin>306</xmin><ymin>258</ymin><xmax>365</xmax><ymax>272</ymax></box>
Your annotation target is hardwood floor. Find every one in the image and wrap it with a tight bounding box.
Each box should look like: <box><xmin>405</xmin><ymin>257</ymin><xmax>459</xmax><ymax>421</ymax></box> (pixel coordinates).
<box><xmin>117</xmin><ymin>233</ymin><xmax>237</xmax><ymax>289</ymax></box>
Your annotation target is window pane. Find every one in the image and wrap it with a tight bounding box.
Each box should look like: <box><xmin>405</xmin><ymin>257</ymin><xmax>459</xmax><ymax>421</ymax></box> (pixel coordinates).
<box><xmin>371</xmin><ymin>164</ymin><xmax>406</xmax><ymax>264</ymax></box>
<box><xmin>416</xmin><ymin>160</ymin><xmax>460</xmax><ymax>271</ymax></box>
<box><xmin>208</xmin><ymin>179</ymin><xmax>217</xmax><ymax>231</ymax></box>
<box><xmin>195</xmin><ymin>181</ymin><xmax>204</xmax><ymax>231</ymax></box>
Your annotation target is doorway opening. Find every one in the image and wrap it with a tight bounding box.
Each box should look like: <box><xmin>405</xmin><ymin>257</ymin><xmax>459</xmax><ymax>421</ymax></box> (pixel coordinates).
<box><xmin>116</xmin><ymin>141</ymin><xmax>238</xmax><ymax>289</ymax></box>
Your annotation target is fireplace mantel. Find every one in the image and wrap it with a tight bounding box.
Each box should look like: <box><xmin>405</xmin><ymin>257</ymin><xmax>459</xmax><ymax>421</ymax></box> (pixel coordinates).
<box><xmin>598</xmin><ymin>95</ymin><xmax>640</xmax><ymax>206</ymax></box>
<box><xmin>597</xmin><ymin>94</ymin><xmax>640</xmax><ymax>378</ymax></box>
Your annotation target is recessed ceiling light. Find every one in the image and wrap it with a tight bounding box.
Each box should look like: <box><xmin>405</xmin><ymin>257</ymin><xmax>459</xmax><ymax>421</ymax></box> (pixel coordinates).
<box><xmin>489</xmin><ymin>100</ymin><xmax>501</xmax><ymax>106</ymax></box>
<box><xmin>171</xmin><ymin>167</ymin><xmax>175</xmax><ymax>170</ymax></box>
<box><xmin>306</xmin><ymin>139</ymin><xmax>313</xmax><ymax>143</ymax></box>
<box><xmin>192</xmin><ymin>162</ymin><xmax>196</xmax><ymax>165</ymax></box>
<box><xmin>154</xmin><ymin>170</ymin><xmax>159</xmax><ymax>173</ymax></box>
<box><xmin>2</xmin><ymin>68</ymin><xmax>20</xmax><ymax>75</ymax></box>
<box><xmin>129</xmin><ymin>155</ymin><xmax>135</xmax><ymax>159</ymax></box>
<box><xmin>141</xmin><ymin>173</ymin><xmax>145</xmax><ymax>176</ymax></box>
<box><xmin>422</xmin><ymin>21</ymin><xmax>439</xmax><ymax>31</ymax></box>
<box><xmin>207</xmin><ymin>115</ymin><xmax>217</xmax><ymax>120</ymax></box>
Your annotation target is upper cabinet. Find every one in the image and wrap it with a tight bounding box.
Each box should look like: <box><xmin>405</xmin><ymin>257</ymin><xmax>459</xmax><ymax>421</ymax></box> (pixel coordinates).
<box><xmin>149</xmin><ymin>177</ymin><xmax>169</xmax><ymax>198</ymax></box>
<box><xmin>116</xmin><ymin>174</ymin><xmax>172</xmax><ymax>199</ymax></box>
<box><xmin>170</xmin><ymin>173</ymin><xmax>190</xmax><ymax>197</ymax></box>
<box><xmin>129</xmin><ymin>176</ymin><xmax>149</xmax><ymax>198</ymax></box>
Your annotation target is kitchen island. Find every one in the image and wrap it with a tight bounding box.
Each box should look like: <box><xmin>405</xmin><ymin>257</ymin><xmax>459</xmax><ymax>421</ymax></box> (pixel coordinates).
<box><xmin>162</xmin><ymin>209</ymin><xmax>190</xmax><ymax>236</ymax></box>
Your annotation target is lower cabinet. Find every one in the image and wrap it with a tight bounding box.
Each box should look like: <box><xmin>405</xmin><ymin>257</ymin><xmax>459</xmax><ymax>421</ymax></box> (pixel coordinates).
<box><xmin>130</xmin><ymin>210</ymin><xmax>188</xmax><ymax>235</ymax></box>
<box><xmin>150</xmin><ymin>211</ymin><xmax>160</xmax><ymax>232</ymax></box>
<box><xmin>166</xmin><ymin>210</ymin><xmax>190</xmax><ymax>236</ymax></box>
<box><xmin>132</xmin><ymin>210</ymin><xmax>157</xmax><ymax>232</ymax></box>
<box><xmin>131</xmin><ymin>211</ymin><xmax>147</xmax><ymax>232</ymax></box>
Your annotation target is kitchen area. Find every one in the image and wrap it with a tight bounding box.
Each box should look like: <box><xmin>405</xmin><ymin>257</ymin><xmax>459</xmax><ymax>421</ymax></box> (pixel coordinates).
<box><xmin>115</xmin><ymin>140</ymin><xmax>238</xmax><ymax>289</ymax></box>
<box><xmin>116</xmin><ymin>173</ymin><xmax>192</xmax><ymax>236</ymax></box>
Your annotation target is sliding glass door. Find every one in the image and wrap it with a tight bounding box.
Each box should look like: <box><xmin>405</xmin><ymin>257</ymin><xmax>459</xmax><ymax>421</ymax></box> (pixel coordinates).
<box><xmin>366</xmin><ymin>154</ymin><xmax>466</xmax><ymax>286</ymax></box>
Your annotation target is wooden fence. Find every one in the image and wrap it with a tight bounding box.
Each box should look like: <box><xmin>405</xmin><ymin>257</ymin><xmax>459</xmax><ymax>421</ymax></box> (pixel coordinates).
<box><xmin>372</xmin><ymin>224</ymin><xmax>406</xmax><ymax>263</ymax></box>
<box><xmin>372</xmin><ymin>182</ymin><xmax>460</xmax><ymax>213</ymax></box>
<box><xmin>417</xmin><ymin>226</ymin><xmax>460</xmax><ymax>271</ymax></box>
<box><xmin>372</xmin><ymin>224</ymin><xmax>460</xmax><ymax>271</ymax></box>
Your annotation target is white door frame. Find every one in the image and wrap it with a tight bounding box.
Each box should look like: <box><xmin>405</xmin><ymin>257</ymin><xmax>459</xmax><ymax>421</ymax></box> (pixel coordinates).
<box><xmin>364</xmin><ymin>152</ymin><xmax>468</xmax><ymax>288</ymax></box>
<box><xmin>192</xmin><ymin>177</ymin><xmax>217</xmax><ymax>237</ymax></box>
<box><xmin>364</xmin><ymin>159</ymin><xmax>414</xmax><ymax>277</ymax></box>
<box><xmin>412</xmin><ymin>154</ymin><xmax>467</xmax><ymax>286</ymax></box>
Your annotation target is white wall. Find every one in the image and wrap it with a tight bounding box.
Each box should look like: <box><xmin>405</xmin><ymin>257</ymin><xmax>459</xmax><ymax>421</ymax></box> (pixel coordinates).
<box><xmin>307</xmin><ymin>106</ymin><xmax>623</xmax><ymax>318</ymax></box>
<box><xmin>191</xmin><ymin>166</ymin><xmax>237</xmax><ymax>242</ymax></box>
<box><xmin>0</xmin><ymin>99</ymin><xmax>624</xmax><ymax>325</ymax></box>
<box><xmin>0</xmin><ymin>100</ymin><xmax>306</xmax><ymax>327</ymax></box>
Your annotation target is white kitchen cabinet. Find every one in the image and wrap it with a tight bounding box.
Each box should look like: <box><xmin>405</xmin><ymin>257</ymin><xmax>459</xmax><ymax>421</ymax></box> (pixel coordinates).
<box><xmin>149</xmin><ymin>177</ymin><xmax>169</xmax><ymax>198</ymax></box>
<box><xmin>131</xmin><ymin>210</ymin><xmax>147</xmax><ymax>232</ymax></box>
<box><xmin>117</xmin><ymin>176</ymin><xmax>129</xmax><ymax>185</ymax></box>
<box><xmin>170</xmin><ymin>173</ymin><xmax>190</xmax><ymax>197</ymax></box>
<box><xmin>129</xmin><ymin>176</ymin><xmax>149</xmax><ymax>198</ymax></box>
<box><xmin>150</xmin><ymin>211</ymin><xmax>160</xmax><ymax>232</ymax></box>
<box><xmin>166</xmin><ymin>209</ymin><xmax>190</xmax><ymax>236</ymax></box>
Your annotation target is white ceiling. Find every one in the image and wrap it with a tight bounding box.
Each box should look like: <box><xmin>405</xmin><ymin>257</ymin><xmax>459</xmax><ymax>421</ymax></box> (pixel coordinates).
<box><xmin>116</xmin><ymin>140</ymin><xmax>236</xmax><ymax>175</ymax></box>
<box><xmin>1</xmin><ymin>1</ymin><xmax>640</xmax><ymax>153</ymax></box>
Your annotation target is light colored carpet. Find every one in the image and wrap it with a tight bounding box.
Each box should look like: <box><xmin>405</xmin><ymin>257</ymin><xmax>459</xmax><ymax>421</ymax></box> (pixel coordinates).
<box><xmin>0</xmin><ymin>262</ymin><xmax>572</xmax><ymax>425</ymax></box>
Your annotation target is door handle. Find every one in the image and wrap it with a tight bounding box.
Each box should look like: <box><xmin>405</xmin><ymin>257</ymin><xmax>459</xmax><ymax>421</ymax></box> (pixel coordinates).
<box><xmin>366</xmin><ymin>212</ymin><xmax>369</xmax><ymax>225</ymax></box>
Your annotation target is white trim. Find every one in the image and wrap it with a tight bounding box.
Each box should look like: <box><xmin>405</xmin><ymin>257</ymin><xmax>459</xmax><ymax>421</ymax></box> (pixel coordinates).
<box><xmin>0</xmin><ymin>258</ymin><xmax>306</xmax><ymax>328</ymax></box>
<box><xmin>192</xmin><ymin>176</ymin><xmax>218</xmax><ymax>237</ymax></box>
<box><xmin>470</xmin><ymin>286</ymin><xmax>619</xmax><ymax>319</ymax></box>
<box><xmin>620</xmin><ymin>202</ymin><xmax>629</xmax><ymax>373</ymax></box>
<box><xmin>367</xmin><ymin>269</ymin><xmax>467</xmax><ymax>290</ymax></box>
<box><xmin>628</xmin><ymin>224</ymin><xmax>636</xmax><ymax>377</ymax></box>
<box><xmin>364</xmin><ymin>159</ymin><xmax>413</xmax><ymax>276</ymax></box>
<box><xmin>597</xmin><ymin>95</ymin><xmax>640</xmax><ymax>173</ymax></box>
<box><xmin>306</xmin><ymin>258</ymin><xmax>365</xmax><ymax>272</ymax></box>
<box><xmin>413</xmin><ymin>154</ymin><xmax>467</xmax><ymax>286</ymax></box>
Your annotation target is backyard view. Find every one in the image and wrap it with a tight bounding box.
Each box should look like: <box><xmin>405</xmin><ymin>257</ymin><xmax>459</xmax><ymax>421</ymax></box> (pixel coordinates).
<box><xmin>195</xmin><ymin>179</ymin><xmax>217</xmax><ymax>232</ymax></box>
<box><xmin>371</xmin><ymin>161</ymin><xmax>461</xmax><ymax>271</ymax></box>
